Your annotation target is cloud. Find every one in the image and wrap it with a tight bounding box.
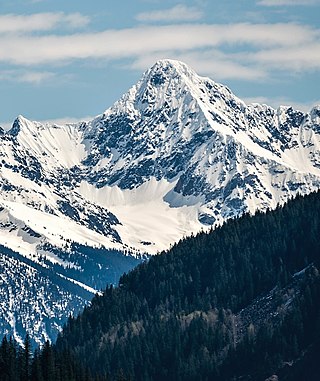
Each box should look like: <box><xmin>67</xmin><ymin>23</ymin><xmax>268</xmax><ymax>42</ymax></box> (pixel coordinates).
<box><xmin>0</xmin><ymin>70</ymin><xmax>55</xmax><ymax>84</ymax></box>
<box><xmin>243</xmin><ymin>96</ymin><xmax>320</xmax><ymax>112</ymax></box>
<box><xmin>0</xmin><ymin>21</ymin><xmax>318</xmax><ymax>83</ymax></box>
<box><xmin>251</xmin><ymin>42</ymin><xmax>320</xmax><ymax>72</ymax></box>
<box><xmin>0</xmin><ymin>23</ymin><xmax>317</xmax><ymax>65</ymax></box>
<box><xmin>0</xmin><ymin>12</ymin><xmax>90</xmax><ymax>34</ymax></box>
<box><xmin>0</xmin><ymin>115</ymin><xmax>95</xmax><ymax>131</ymax></box>
<box><xmin>34</xmin><ymin>115</ymin><xmax>95</xmax><ymax>125</ymax></box>
<box><xmin>17</xmin><ymin>71</ymin><xmax>55</xmax><ymax>84</ymax></box>
<box><xmin>136</xmin><ymin>4</ymin><xmax>203</xmax><ymax>22</ymax></box>
<box><xmin>258</xmin><ymin>0</ymin><xmax>317</xmax><ymax>6</ymax></box>
<box><xmin>129</xmin><ymin>50</ymin><xmax>267</xmax><ymax>81</ymax></box>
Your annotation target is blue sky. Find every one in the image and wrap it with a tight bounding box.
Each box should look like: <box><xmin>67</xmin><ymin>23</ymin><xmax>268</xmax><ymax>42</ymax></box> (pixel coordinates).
<box><xmin>0</xmin><ymin>0</ymin><xmax>319</xmax><ymax>127</ymax></box>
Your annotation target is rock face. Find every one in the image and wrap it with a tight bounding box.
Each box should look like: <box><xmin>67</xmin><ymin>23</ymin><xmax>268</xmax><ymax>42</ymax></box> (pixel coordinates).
<box><xmin>0</xmin><ymin>59</ymin><xmax>320</xmax><ymax>344</ymax></box>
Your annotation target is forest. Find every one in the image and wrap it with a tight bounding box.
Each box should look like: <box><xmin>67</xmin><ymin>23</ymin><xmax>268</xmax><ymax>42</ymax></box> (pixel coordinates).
<box><xmin>1</xmin><ymin>191</ymin><xmax>320</xmax><ymax>380</ymax></box>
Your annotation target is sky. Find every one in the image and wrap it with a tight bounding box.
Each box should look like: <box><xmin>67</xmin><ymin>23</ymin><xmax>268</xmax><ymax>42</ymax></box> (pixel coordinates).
<box><xmin>0</xmin><ymin>0</ymin><xmax>319</xmax><ymax>128</ymax></box>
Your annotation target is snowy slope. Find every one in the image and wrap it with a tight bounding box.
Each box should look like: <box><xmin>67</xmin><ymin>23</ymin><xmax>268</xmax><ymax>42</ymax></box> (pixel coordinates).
<box><xmin>0</xmin><ymin>245</ymin><xmax>93</xmax><ymax>347</ymax></box>
<box><xmin>1</xmin><ymin>59</ymin><xmax>320</xmax><ymax>344</ymax></box>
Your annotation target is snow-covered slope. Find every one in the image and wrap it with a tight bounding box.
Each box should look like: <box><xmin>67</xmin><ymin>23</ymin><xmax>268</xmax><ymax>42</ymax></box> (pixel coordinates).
<box><xmin>1</xmin><ymin>59</ymin><xmax>320</xmax><ymax>344</ymax></box>
<box><xmin>0</xmin><ymin>245</ymin><xmax>93</xmax><ymax>347</ymax></box>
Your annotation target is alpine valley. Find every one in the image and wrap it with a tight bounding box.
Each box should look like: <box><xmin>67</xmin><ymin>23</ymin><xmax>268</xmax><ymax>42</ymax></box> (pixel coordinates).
<box><xmin>1</xmin><ymin>59</ymin><xmax>320</xmax><ymax>345</ymax></box>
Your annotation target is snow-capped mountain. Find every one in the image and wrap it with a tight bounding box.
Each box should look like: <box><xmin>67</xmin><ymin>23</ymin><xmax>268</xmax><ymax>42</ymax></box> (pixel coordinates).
<box><xmin>1</xmin><ymin>59</ymin><xmax>320</xmax><ymax>344</ymax></box>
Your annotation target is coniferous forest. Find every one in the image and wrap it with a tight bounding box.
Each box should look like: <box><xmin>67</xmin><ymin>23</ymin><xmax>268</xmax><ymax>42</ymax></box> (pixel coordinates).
<box><xmin>2</xmin><ymin>191</ymin><xmax>320</xmax><ymax>380</ymax></box>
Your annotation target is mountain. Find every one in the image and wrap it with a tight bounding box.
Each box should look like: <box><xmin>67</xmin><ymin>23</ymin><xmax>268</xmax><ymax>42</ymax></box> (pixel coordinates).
<box><xmin>48</xmin><ymin>191</ymin><xmax>320</xmax><ymax>380</ymax></box>
<box><xmin>0</xmin><ymin>244</ymin><xmax>92</xmax><ymax>347</ymax></box>
<box><xmin>1</xmin><ymin>59</ymin><xmax>320</xmax><ymax>344</ymax></box>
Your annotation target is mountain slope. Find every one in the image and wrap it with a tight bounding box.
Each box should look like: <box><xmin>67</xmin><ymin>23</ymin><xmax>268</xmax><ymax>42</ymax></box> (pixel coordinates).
<box><xmin>54</xmin><ymin>190</ymin><xmax>320</xmax><ymax>381</ymax></box>
<box><xmin>1</xmin><ymin>59</ymin><xmax>320</xmax><ymax>344</ymax></box>
<box><xmin>2</xmin><ymin>60</ymin><xmax>320</xmax><ymax>256</ymax></box>
<box><xmin>0</xmin><ymin>245</ymin><xmax>92</xmax><ymax>347</ymax></box>
<box><xmin>0</xmin><ymin>243</ymin><xmax>140</xmax><ymax>347</ymax></box>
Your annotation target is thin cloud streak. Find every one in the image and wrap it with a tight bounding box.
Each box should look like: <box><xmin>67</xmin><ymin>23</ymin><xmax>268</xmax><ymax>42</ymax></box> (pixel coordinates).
<box><xmin>0</xmin><ymin>115</ymin><xmax>95</xmax><ymax>131</ymax></box>
<box><xmin>0</xmin><ymin>70</ymin><xmax>55</xmax><ymax>84</ymax></box>
<box><xmin>0</xmin><ymin>22</ymin><xmax>318</xmax><ymax>83</ymax></box>
<box><xmin>129</xmin><ymin>50</ymin><xmax>267</xmax><ymax>81</ymax></box>
<box><xmin>0</xmin><ymin>23</ymin><xmax>317</xmax><ymax>65</ymax></box>
<box><xmin>251</xmin><ymin>43</ymin><xmax>320</xmax><ymax>71</ymax></box>
<box><xmin>243</xmin><ymin>96</ymin><xmax>320</xmax><ymax>112</ymax></box>
<box><xmin>18</xmin><ymin>71</ymin><xmax>55</xmax><ymax>84</ymax></box>
<box><xmin>0</xmin><ymin>12</ymin><xmax>90</xmax><ymax>34</ymax></box>
<box><xmin>34</xmin><ymin>115</ymin><xmax>96</xmax><ymax>125</ymax></box>
<box><xmin>258</xmin><ymin>0</ymin><xmax>317</xmax><ymax>6</ymax></box>
<box><xmin>136</xmin><ymin>4</ymin><xmax>203</xmax><ymax>22</ymax></box>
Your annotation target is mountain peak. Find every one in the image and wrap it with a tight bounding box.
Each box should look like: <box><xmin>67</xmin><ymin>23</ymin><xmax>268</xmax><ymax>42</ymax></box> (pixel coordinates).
<box><xmin>145</xmin><ymin>59</ymin><xmax>198</xmax><ymax>85</ymax></box>
<box><xmin>8</xmin><ymin>115</ymin><xmax>39</xmax><ymax>137</ymax></box>
<box><xmin>150</xmin><ymin>58</ymin><xmax>192</xmax><ymax>71</ymax></box>
<box><xmin>8</xmin><ymin>115</ymin><xmax>24</xmax><ymax>136</ymax></box>
<box><xmin>101</xmin><ymin>59</ymin><xmax>201</xmax><ymax>118</ymax></box>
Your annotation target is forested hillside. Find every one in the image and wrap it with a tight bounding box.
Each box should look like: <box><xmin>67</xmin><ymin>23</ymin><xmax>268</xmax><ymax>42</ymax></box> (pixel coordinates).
<box><xmin>2</xmin><ymin>191</ymin><xmax>320</xmax><ymax>380</ymax></box>
<box><xmin>55</xmin><ymin>191</ymin><xmax>320</xmax><ymax>380</ymax></box>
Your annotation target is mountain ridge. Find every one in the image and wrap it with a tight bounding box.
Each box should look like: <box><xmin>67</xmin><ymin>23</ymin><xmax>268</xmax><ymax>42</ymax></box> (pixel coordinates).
<box><xmin>1</xmin><ymin>59</ymin><xmax>320</xmax><ymax>344</ymax></box>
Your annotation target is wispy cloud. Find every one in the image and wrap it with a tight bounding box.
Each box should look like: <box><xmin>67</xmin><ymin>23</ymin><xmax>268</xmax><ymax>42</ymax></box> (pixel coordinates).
<box><xmin>136</xmin><ymin>4</ymin><xmax>203</xmax><ymax>22</ymax></box>
<box><xmin>250</xmin><ymin>42</ymin><xmax>320</xmax><ymax>72</ymax></box>
<box><xmin>0</xmin><ymin>115</ymin><xmax>95</xmax><ymax>131</ymax></box>
<box><xmin>258</xmin><ymin>0</ymin><xmax>317</xmax><ymax>6</ymax></box>
<box><xmin>243</xmin><ymin>96</ymin><xmax>320</xmax><ymax>112</ymax></box>
<box><xmin>17</xmin><ymin>71</ymin><xmax>55</xmax><ymax>84</ymax></box>
<box><xmin>0</xmin><ymin>12</ymin><xmax>90</xmax><ymax>34</ymax></box>
<box><xmin>0</xmin><ymin>20</ymin><xmax>319</xmax><ymax>83</ymax></box>
<box><xmin>129</xmin><ymin>50</ymin><xmax>267</xmax><ymax>81</ymax></box>
<box><xmin>34</xmin><ymin>115</ymin><xmax>95</xmax><ymax>125</ymax></box>
<box><xmin>0</xmin><ymin>70</ymin><xmax>55</xmax><ymax>84</ymax></box>
<box><xmin>0</xmin><ymin>23</ymin><xmax>317</xmax><ymax>64</ymax></box>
